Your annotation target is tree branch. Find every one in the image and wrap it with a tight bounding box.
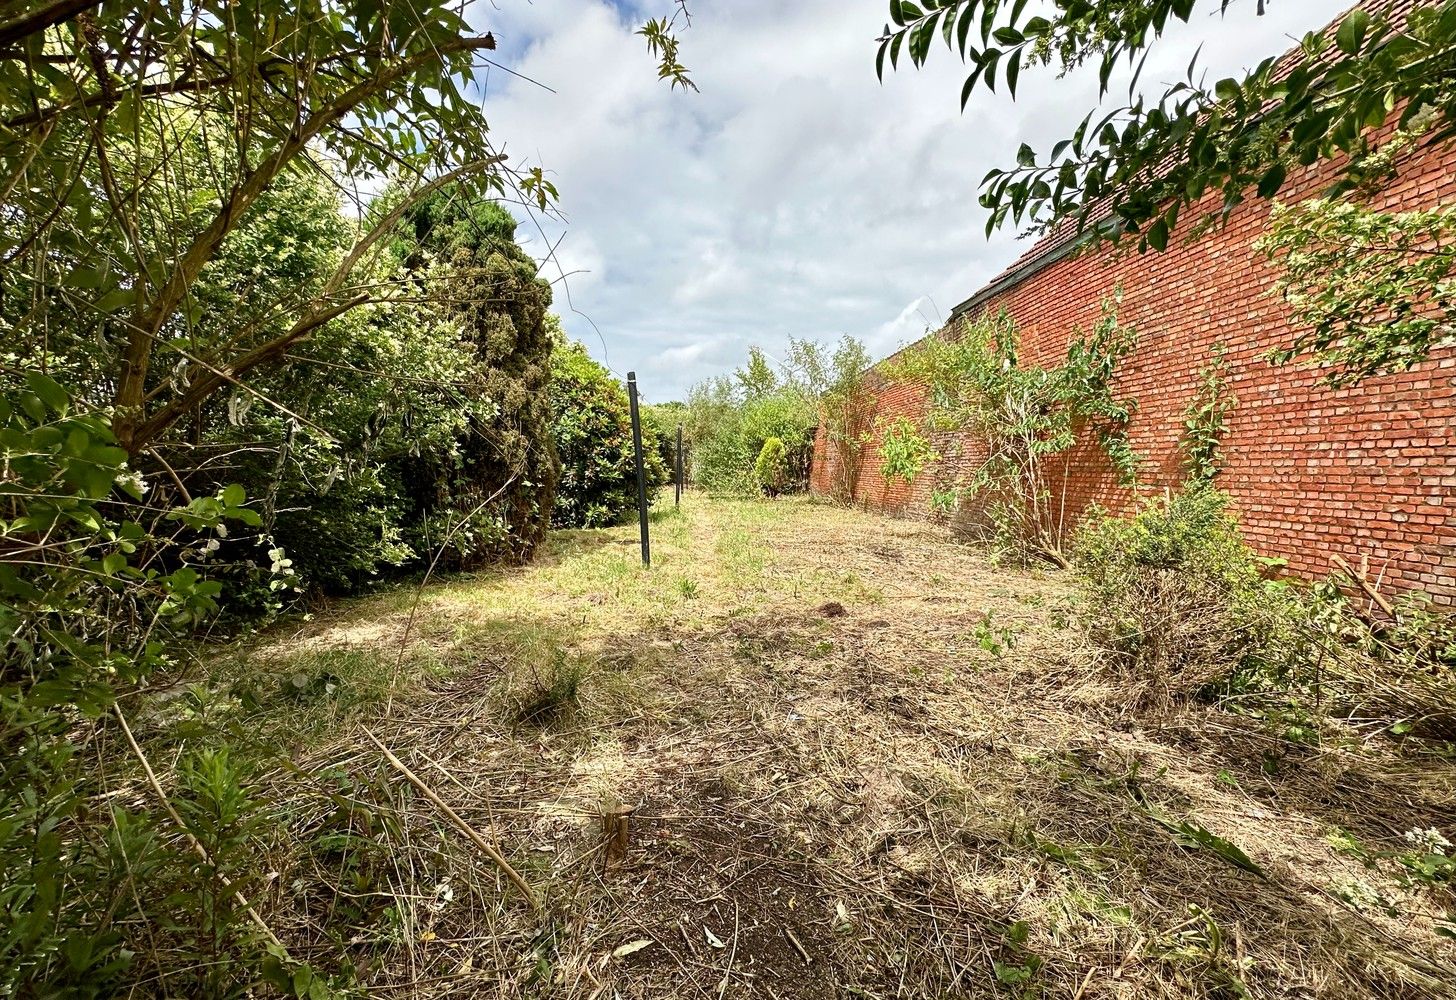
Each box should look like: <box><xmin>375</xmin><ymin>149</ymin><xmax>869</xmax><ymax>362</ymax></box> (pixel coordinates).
<box><xmin>0</xmin><ymin>0</ymin><xmax>95</xmax><ymax>49</ymax></box>
<box><xmin>112</xmin><ymin>33</ymin><xmax>499</xmax><ymax>449</ymax></box>
<box><xmin>124</xmin><ymin>155</ymin><xmax>506</xmax><ymax>451</ymax></box>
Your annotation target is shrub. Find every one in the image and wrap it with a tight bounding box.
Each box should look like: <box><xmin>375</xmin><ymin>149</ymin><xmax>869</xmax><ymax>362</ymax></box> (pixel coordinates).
<box><xmin>687</xmin><ymin>382</ymin><xmax>814</xmax><ymax>495</ymax></box>
<box><xmin>1302</xmin><ymin>581</ymin><xmax>1456</xmax><ymax>743</ymax></box>
<box><xmin>550</xmin><ymin>339</ymin><xmax>666</xmax><ymax>527</ymax></box>
<box><xmin>754</xmin><ymin>437</ymin><xmax>790</xmax><ymax>496</ymax></box>
<box><xmin>0</xmin><ymin>377</ymin><xmax>299</xmax><ymax>995</ymax></box>
<box><xmin>877</xmin><ymin>417</ymin><xmax>939</xmax><ymax>484</ymax></box>
<box><xmin>1074</xmin><ymin>487</ymin><xmax>1304</xmax><ymax>704</ymax></box>
<box><xmin>176</xmin><ymin>190</ymin><xmax>563</xmax><ymax>595</ymax></box>
<box><xmin>685</xmin><ymin>337</ymin><xmax>866</xmax><ymax>497</ymax></box>
<box><xmin>642</xmin><ymin>401</ymin><xmax>687</xmax><ymax>483</ymax></box>
<box><xmin>394</xmin><ymin>193</ymin><xmax>559</xmax><ymax>568</ymax></box>
<box><xmin>890</xmin><ymin>301</ymin><xmax>1139</xmax><ymax>565</ymax></box>
<box><xmin>817</xmin><ymin>337</ymin><xmax>877</xmax><ymax>504</ymax></box>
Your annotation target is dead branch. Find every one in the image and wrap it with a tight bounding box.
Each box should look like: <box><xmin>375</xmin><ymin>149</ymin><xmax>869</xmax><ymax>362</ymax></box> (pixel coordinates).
<box><xmin>362</xmin><ymin>728</ymin><xmax>541</xmax><ymax>915</ymax></box>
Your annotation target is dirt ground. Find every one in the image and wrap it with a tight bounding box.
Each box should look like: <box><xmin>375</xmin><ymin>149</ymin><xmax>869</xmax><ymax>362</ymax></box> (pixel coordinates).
<box><xmin>243</xmin><ymin>495</ymin><xmax>1456</xmax><ymax>999</ymax></box>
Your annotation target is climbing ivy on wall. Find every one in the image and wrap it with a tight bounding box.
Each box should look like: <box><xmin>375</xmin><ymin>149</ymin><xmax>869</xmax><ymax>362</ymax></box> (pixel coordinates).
<box><xmin>1181</xmin><ymin>345</ymin><xmax>1237</xmax><ymax>485</ymax></box>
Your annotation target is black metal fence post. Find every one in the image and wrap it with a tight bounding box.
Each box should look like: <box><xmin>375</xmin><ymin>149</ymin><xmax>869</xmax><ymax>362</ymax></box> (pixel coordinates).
<box><xmin>675</xmin><ymin>424</ymin><xmax>683</xmax><ymax>506</ymax></box>
<box><xmin>627</xmin><ymin>372</ymin><xmax>650</xmax><ymax>568</ymax></box>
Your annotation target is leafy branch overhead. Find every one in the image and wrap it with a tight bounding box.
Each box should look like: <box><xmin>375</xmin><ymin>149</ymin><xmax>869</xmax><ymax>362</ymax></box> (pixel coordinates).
<box><xmin>877</xmin><ymin>1</ymin><xmax>1456</xmax><ymax>248</ymax></box>
<box><xmin>639</xmin><ymin>2</ymin><xmax>699</xmax><ymax>92</ymax></box>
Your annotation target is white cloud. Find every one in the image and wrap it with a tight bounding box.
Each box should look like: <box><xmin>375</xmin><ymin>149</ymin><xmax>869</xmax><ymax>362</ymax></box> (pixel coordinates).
<box><xmin>474</xmin><ymin>0</ymin><xmax>1339</xmax><ymax>398</ymax></box>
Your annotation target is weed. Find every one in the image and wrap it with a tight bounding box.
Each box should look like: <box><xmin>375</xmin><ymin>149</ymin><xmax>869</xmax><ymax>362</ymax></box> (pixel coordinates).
<box><xmin>929</xmin><ymin>487</ymin><xmax>959</xmax><ymax>516</ymax></box>
<box><xmin>992</xmin><ymin>920</ymin><xmax>1044</xmax><ymax>996</ymax></box>
<box><xmin>1156</xmin><ymin>905</ymin><xmax>1252</xmax><ymax>998</ymax></box>
<box><xmin>649</xmin><ymin>503</ymin><xmax>685</xmax><ymax>524</ymax></box>
<box><xmin>676</xmin><ymin>577</ymin><xmax>699</xmax><ymax>599</ymax></box>
<box><xmin>1060</xmin><ymin>889</ymin><xmax>1134</xmax><ymax>928</ymax></box>
<box><xmin>974</xmin><ymin>611</ymin><xmax>1018</xmax><ymax>657</ymax></box>
<box><xmin>1075</xmin><ymin>487</ymin><xmax>1306</xmax><ymax>704</ymax></box>
<box><xmin>1025</xmin><ymin>832</ymin><xmax>1099</xmax><ymax>872</ymax></box>
<box><xmin>1328</xmin><ymin>824</ymin><xmax>1456</xmax><ymax>906</ymax></box>
<box><xmin>1155</xmin><ymin>817</ymin><xmax>1265</xmax><ymax>877</ymax></box>
<box><xmin>507</xmin><ymin>651</ymin><xmax>585</xmax><ymax>727</ymax></box>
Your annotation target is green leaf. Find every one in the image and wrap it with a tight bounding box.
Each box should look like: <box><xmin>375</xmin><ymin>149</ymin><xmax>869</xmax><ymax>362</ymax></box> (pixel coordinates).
<box><xmin>1257</xmin><ymin>162</ymin><xmax>1287</xmax><ymax>198</ymax></box>
<box><xmin>1146</xmin><ymin>218</ymin><xmax>1169</xmax><ymax>252</ymax></box>
<box><xmin>231</xmin><ymin>508</ymin><xmax>263</xmax><ymax>527</ymax></box>
<box><xmin>24</xmin><ymin>373</ymin><xmax>69</xmax><ymax>414</ymax></box>
<box><xmin>1160</xmin><ymin>817</ymin><xmax>1265</xmax><ymax>878</ymax></box>
<box><xmin>63</xmin><ymin>265</ymin><xmax>106</xmax><ymax>289</ymax></box>
<box><xmin>95</xmin><ymin>288</ymin><xmax>134</xmax><ymax>313</ymax></box>
<box><xmin>1336</xmin><ymin>10</ymin><xmax>1370</xmax><ymax>55</ymax></box>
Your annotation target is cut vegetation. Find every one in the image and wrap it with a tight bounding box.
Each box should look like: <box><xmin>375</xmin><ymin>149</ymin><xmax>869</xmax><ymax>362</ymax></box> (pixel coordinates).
<box><xmin>159</xmin><ymin>495</ymin><xmax>1455</xmax><ymax>998</ymax></box>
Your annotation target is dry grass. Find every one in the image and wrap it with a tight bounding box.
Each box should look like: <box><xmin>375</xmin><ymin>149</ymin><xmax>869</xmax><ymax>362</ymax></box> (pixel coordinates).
<box><xmin>200</xmin><ymin>494</ymin><xmax>1455</xmax><ymax>998</ymax></box>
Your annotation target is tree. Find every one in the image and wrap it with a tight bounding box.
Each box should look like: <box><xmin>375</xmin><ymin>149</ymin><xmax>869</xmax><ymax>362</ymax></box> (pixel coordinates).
<box><xmin>804</xmin><ymin>336</ymin><xmax>877</xmax><ymax>504</ymax></box>
<box><xmin>0</xmin><ymin>7</ymin><xmax>698</xmax><ymax>994</ymax></box>
<box><xmin>642</xmin><ymin>400</ymin><xmax>689</xmax><ymax>477</ymax></box>
<box><xmin>1258</xmin><ymin>199</ymin><xmax>1456</xmax><ymax>385</ymax></box>
<box><xmin>0</xmin><ymin>2</ymin><xmax>507</xmax><ymax>455</ymax></box>
<box><xmin>1</xmin><ymin>1</ymin><xmax>696</xmax><ymax>456</ymax></box>
<box><xmin>888</xmin><ymin>302</ymin><xmax>1139</xmax><ymax>564</ymax></box>
<box><xmin>878</xmin><ymin>0</ymin><xmax>1456</xmax><ymax>381</ymax></box>
<box><xmin>394</xmin><ymin>193</ymin><xmax>560</xmax><ymax>566</ymax></box>
<box><xmin>735</xmin><ymin>348</ymin><xmax>781</xmax><ymax>399</ymax></box>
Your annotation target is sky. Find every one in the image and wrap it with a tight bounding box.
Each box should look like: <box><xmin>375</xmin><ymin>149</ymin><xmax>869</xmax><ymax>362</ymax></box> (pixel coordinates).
<box><xmin>470</xmin><ymin>0</ymin><xmax>1340</xmax><ymax>403</ymax></box>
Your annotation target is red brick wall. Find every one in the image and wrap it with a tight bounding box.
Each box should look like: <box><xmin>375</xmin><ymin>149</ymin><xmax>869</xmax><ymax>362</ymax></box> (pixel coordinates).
<box><xmin>811</xmin><ymin>140</ymin><xmax>1456</xmax><ymax>601</ymax></box>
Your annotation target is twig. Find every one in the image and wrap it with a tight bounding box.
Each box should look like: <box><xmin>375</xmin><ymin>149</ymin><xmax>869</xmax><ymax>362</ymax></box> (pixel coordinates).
<box><xmin>718</xmin><ymin>899</ymin><xmax>740</xmax><ymax>998</ymax></box>
<box><xmin>1331</xmin><ymin>554</ymin><xmax>1397</xmax><ymax>618</ymax></box>
<box><xmin>386</xmin><ymin>477</ymin><xmax>516</xmax><ymax>710</ymax></box>
<box><xmin>362</xmin><ymin>728</ymin><xmax>541</xmax><ymax>914</ymax></box>
<box><xmin>784</xmin><ymin>927</ymin><xmax>812</xmax><ymax>964</ymax></box>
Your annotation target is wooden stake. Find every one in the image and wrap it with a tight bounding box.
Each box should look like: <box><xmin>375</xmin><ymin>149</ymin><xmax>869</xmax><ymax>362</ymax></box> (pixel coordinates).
<box><xmin>602</xmin><ymin>804</ymin><xmax>635</xmax><ymax>866</ymax></box>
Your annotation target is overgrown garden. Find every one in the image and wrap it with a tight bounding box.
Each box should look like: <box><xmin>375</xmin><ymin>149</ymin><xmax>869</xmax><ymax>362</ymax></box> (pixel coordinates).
<box><xmin>2</xmin><ymin>0</ymin><xmax>1455</xmax><ymax>997</ymax></box>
